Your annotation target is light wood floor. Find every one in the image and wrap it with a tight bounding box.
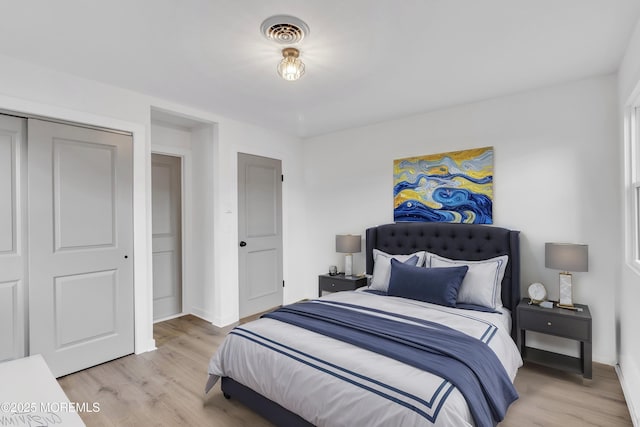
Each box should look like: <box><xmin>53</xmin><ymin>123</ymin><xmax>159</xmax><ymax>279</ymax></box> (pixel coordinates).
<box><xmin>58</xmin><ymin>315</ymin><xmax>632</xmax><ymax>426</ymax></box>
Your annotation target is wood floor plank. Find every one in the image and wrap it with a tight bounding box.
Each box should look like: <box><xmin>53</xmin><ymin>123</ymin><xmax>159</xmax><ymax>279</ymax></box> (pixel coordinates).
<box><xmin>502</xmin><ymin>362</ymin><xmax>632</xmax><ymax>426</ymax></box>
<box><xmin>57</xmin><ymin>315</ymin><xmax>632</xmax><ymax>426</ymax></box>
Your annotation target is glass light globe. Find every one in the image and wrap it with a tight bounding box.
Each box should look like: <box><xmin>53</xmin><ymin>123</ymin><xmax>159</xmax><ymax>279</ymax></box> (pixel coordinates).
<box><xmin>277</xmin><ymin>48</ymin><xmax>305</xmax><ymax>81</ymax></box>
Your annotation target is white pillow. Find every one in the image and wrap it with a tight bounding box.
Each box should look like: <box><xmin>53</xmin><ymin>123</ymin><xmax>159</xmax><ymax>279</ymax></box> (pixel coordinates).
<box><xmin>427</xmin><ymin>253</ymin><xmax>508</xmax><ymax>310</ymax></box>
<box><xmin>369</xmin><ymin>249</ymin><xmax>427</xmax><ymax>292</ymax></box>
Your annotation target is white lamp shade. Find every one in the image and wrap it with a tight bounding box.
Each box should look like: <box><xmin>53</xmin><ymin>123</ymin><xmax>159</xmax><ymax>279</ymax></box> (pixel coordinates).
<box><xmin>545</xmin><ymin>243</ymin><xmax>588</xmax><ymax>272</ymax></box>
<box><xmin>336</xmin><ymin>235</ymin><xmax>361</xmax><ymax>254</ymax></box>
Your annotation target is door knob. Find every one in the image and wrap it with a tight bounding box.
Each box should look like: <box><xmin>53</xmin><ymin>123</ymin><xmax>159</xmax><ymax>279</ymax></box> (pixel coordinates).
<box><xmin>239</xmin><ymin>241</ymin><xmax>247</xmax><ymax>247</ymax></box>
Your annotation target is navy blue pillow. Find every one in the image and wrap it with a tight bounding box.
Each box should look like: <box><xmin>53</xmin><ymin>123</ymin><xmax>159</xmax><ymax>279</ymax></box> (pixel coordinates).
<box><xmin>387</xmin><ymin>259</ymin><xmax>468</xmax><ymax>307</ymax></box>
<box><xmin>403</xmin><ymin>254</ymin><xmax>419</xmax><ymax>266</ymax></box>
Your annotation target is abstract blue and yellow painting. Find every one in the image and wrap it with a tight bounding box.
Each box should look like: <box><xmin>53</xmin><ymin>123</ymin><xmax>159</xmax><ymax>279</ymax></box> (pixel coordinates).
<box><xmin>393</xmin><ymin>147</ymin><xmax>494</xmax><ymax>224</ymax></box>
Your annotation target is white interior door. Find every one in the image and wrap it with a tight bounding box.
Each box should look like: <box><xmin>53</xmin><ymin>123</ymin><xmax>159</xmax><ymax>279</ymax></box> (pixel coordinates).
<box><xmin>238</xmin><ymin>153</ymin><xmax>283</xmax><ymax>318</ymax></box>
<box><xmin>0</xmin><ymin>114</ymin><xmax>27</xmax><ymax>362</ymax></box>
<box><xmin>152</xmin><ymin>153</ymin><xmax>182</xmax><ymax>320</ymax></box>
<box><xmin>28</xmin><ymin>118</ymin><xmax>134</xmax><ymax>377</ymax></box>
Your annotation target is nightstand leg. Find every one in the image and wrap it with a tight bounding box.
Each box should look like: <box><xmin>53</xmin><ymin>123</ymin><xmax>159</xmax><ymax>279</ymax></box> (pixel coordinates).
<box><xmin>518</xmin><ymin>329</ymin><xmax>525</xmax><ymax>354</ymax></box>
<box><xmin>582</xmin><ymin>341</ymin><xmax>592</xmax><ymax>379</ymax></box>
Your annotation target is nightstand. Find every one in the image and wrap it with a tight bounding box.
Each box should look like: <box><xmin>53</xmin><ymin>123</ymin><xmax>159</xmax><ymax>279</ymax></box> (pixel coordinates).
<box><xmin>517</xmin><ymin>298</ymin><xmax>592</xmax><ymax>379</ymax></box>
<box><xmin>318</xmin><ymin>274</ymin><xmax>367</xmax><ymax>297</ymax></box>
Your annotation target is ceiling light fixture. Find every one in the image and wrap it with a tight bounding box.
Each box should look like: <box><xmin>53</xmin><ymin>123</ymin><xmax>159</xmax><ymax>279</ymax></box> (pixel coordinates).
<box><xmin>278</xmin><ymin>47</ymin><xmax>305</xmax><ymax>81</ymax></box>
<box><xmin>261</xmin><ymin>15</ymin><xmax>309</xmax><ymax>82</ymax></box>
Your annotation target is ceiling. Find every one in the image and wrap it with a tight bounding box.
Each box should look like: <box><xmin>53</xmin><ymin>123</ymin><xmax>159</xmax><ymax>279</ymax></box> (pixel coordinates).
<box><xmin>0</xmin><ymin>0</ymin><xmax>639</xmax><ymax>138</ymax></box>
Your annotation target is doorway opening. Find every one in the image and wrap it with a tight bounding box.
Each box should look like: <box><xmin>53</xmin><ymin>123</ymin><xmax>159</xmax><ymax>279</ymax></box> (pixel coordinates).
<box><xmin>151</xmin><ymin>153</ymin><xmax>183</xmax><ymax>321</ymax></box>
<box><xmin>150</xmin><ymin>108</ymin><xmax>216</xmax><ymax>325</ymax></box>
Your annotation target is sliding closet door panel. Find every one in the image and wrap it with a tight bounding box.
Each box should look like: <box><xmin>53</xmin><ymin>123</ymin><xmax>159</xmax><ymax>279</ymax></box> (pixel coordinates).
<box><xmin>0</xmin><ymin>281</ymin><xmax>20</xmax><ymax>361</ymax></box>
<box><xmin>0</xmin><ymin>114</ymin><xmax>26</xmax><ymax>362</ymax></box>
<box><xmin>0</xmin><ymin>133</ymin><xmax>15</xmax><ymax>254</ymax></box>
<box><xmin>28</xmin><ymin>119</ymin><xmax>134</xmax><ymax>377</ymax></box>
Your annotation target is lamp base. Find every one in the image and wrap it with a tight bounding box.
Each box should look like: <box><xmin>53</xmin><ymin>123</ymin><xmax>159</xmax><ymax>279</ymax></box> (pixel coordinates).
<box><xmin>556</xmin><ymin>303</ymin><xmax>575</xmax><ymax>309</ymax></box>
<box><xmin>558</xmin><ymin>272</ymin><xmax>573</xmax><ymax>306</ymax></box>
<box><xmin>344</xmin><ymin>254</ymin><xmax>353</xmax><ymax>276</ymax></box>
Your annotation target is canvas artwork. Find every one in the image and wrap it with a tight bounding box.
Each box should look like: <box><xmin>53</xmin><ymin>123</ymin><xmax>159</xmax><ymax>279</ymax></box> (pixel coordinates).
<box><xmin>393</xmin><ymin>146</ymin><xmax>494</xmax><ymax>224</ymax></box>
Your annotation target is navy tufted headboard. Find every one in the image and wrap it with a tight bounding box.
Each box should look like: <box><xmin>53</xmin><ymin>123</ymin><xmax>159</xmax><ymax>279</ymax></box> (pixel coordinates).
<box><xmin>365</xmin><ymin>222</ymin><xmax>520</xmax><ymax>340</ymax></box>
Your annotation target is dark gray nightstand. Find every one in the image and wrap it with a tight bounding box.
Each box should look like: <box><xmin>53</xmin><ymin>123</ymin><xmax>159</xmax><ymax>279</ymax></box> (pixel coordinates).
<box><xmin>517</xmin><ymin>298</ymin><xmax>592</xmax><ymax>379</ymax></box>
<box><xmin>318</xmin><ymin>274</ymin><xmax>367</xmax><ymax>297</ymax></box>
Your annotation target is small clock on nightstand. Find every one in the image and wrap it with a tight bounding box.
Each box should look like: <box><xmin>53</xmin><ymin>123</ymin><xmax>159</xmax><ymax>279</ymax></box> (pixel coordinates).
<box><xmin>528</xmin><ymin>282</ymin><xmax>553</xmax><ymax>308</ymax></box>
<box><xmin>527</xmin><ymin>282</ymin><xmax>547</xmax><ymax>304</ymax></box>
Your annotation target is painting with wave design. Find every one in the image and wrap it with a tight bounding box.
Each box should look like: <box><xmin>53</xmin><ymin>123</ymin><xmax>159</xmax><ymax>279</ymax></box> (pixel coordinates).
<box><xmin>393</xmin><ymin>147</ymin><xmax>493</xmax><ymax>224</ymax></box>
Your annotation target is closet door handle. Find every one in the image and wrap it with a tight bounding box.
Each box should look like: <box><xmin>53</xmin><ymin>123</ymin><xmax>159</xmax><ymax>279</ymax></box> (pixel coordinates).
<box><xmin>239</xmin><ymin>241</ymin><xmax>247</xmax><ymax>247</ymax></box>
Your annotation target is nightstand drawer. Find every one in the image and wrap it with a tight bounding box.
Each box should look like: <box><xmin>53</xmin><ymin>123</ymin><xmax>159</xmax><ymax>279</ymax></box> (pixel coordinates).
<box><xmin>318</xmin><ymin>274</ymin><xmax>367</xmax><ymax>296</ymax></box>
<box><xmin>519</xmin><ymin>310</ymin><xmax>590</xmax><ymax>341</ymax></box>
<box><xmin>319</xmin><ymin>278</ymin><xmax>356</xmax><ymax>292</ymax></box>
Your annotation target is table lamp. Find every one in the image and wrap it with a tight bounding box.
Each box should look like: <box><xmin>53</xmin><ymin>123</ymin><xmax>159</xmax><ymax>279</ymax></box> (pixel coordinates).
<box><xmin>545</xmin><ymin>242</ymin><xmax>588</xmax><ymax>308</ymax></box>
<box><xmin>336</xmin><ymin>234</ymin><xmax>361</xmax><ymax>276</ymax></box>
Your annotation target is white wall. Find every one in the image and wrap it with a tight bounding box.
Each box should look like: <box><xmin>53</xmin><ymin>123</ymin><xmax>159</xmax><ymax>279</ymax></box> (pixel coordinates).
<box><xmin>303</xmin><ymin>75</ymin><xmax>620</xmax><ymax>364</ymax></box>
<box><xmin>151</xmin><ymin>122</ymin><xmax>193</xmax><ymax>150</ymax></box>
<box><xmin>214</xmin><ymin>119</ymin><xmax>308</xmax><ymax>325</ymax></box>
<box><xmin>618</xmin><ymin>16</ymin><xmax>640</xmax><ymax>426</ymax></box>
<box><xmin>0</xmin><ymin>54</ymin><xmax>304</xmax><ymax>354</ymax></box>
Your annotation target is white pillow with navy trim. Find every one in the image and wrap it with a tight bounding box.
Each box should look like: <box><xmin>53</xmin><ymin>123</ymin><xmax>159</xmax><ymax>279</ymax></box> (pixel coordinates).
<box><xmin>369</xmin><ymin>249</ymin><xmax>427</xmax><ymax>292</ymax></box>
<box><xmin>427</xmin><ymin>253</ymin><xmax>508</xmax><ymax>310</ymax></box>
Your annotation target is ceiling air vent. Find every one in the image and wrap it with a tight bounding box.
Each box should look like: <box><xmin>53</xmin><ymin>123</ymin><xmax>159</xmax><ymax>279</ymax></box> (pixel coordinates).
<box><xmin>261</xmin><ymin>15</ymin><xmax>310</xmax><ymax>44</ymax></box>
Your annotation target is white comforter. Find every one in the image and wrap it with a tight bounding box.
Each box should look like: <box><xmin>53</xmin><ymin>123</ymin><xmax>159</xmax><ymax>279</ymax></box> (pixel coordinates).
<box><xmin>207</xmin><ymin>291</ymin><xmax>522</xmax><ymax>427</ymax></box>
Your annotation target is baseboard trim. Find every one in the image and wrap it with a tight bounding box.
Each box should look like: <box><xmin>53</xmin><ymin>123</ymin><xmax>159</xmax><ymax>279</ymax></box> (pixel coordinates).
<box><xmin>616</xmin><ymin>362</ymin><xmax>639</xmax><ymax>427</ymax></box>
<box><xmin>190</xmin><ymin>307</ymin><xmax>215</xmax><ymax>323</ymax></box>
<box><xmin>134</xmin><ymin>338</ymin><xmax>157</xmax><ymax>354</ymax></box>
<box><xmin>153</xmin><ymin>312</ymin><xmax>186</xmax><ymax>324</ymax></box>
<box><xmin>188</xmin><ymin>308</ymin><xmax>237</xmax><ymax>332</ymax></box>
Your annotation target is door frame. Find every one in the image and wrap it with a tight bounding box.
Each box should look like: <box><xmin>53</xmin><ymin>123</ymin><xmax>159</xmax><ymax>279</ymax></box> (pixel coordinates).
<box><xmin>150</xmin><ymin>148</ymin><xmax>190</xmax><ymax>321</ymax></box>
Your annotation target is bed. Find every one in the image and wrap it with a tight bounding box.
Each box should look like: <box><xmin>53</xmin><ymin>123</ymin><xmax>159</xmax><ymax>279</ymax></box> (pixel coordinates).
<box><xmin>206</xmin><ymin>222</ymin><xmax>522</xmax><ymax>427</ymax></box>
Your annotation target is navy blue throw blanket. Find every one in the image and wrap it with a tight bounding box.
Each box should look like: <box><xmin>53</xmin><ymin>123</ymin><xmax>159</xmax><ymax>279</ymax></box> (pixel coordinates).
<box><xmin>263</xmin><ymin>301</ymin><xmax>517</xmax><ymax>427</ymax></box>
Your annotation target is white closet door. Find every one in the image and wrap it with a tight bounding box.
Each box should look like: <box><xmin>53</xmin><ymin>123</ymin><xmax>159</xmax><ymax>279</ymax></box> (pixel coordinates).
<box><xmin>0</xmin><ymin>114</ymin><xmax>27</xmax><ymax>362</ymax></box>
<box><xmin>28</xmin><ymin>119</ymin><xmax>134</xmax><ymax>377</ymax></box>
<box><xmin>152</xmin><ymin>153</ymin><xmax>182</xmax><ymax>320</ymax></box>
